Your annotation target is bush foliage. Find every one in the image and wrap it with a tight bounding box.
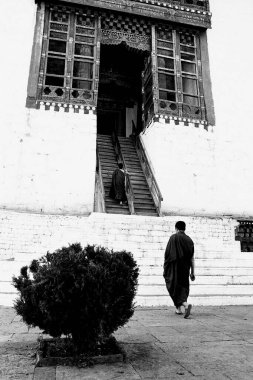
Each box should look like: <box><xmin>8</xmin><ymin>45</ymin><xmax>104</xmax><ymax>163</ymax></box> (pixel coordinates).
<box><xmin>13</xmin><ymin>244</ymin><xmax>139</xmax><ymax>352</ymax></box>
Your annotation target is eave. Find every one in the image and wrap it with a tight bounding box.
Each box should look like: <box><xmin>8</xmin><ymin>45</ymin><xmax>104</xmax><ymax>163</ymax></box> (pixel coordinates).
<box><xmin>36</xmin><ymin>0</ymin><xmax>212</xmax><ymax>29</ymax></box>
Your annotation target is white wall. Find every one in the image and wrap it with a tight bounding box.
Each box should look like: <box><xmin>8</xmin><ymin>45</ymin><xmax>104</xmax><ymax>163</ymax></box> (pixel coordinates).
<box><xmin>141</xmin><ymin>121</ymin><xmax>218</xmax><ymax>216</ymax></box>
<box><xmin>0</xmin><ymin>1</ymin><xmax>97</xmax><ymax>215</ymax></box>
<box><xmin>1</xmin><ymin>0</ymin><xmax>252</xmax><ymax>217</ymax></box>
<box><xmin>208</xmin><ymin>0</ymin><xmax>253</xmax><ymax>216</ymax></box>
<box><xmin>0</xmin><ymin>108</ymin><xmax>97</xmax><ymax>215</ymax></box>
<box><xmin>141</xmin><ymin>0</ymin><xmax>253</xmax><ymax>217</ymax></box>
<box><xmin>0</xmin><ymin>0</ymin><xmax>35</xmax><ymax>117</ymax></box>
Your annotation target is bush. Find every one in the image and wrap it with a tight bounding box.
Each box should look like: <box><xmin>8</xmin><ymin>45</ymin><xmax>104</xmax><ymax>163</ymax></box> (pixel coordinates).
<box><xmin>12</xmin><ymin>244</ymin><xmax>139</xmax><ymax>353</ymax></box>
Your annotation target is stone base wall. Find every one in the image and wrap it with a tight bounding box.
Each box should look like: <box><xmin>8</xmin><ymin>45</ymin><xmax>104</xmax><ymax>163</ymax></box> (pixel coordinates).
<box><xmin>1</xmin><ymin>209</ymin><xmax>252</xmax><ymax>307</ymax></box>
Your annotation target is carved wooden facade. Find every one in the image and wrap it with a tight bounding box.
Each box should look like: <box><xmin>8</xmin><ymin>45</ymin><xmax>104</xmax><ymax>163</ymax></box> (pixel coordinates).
<box><xmin>29</xmin><ymin>0</ymin><xmax>212</xmax><ymax>126</ymax></box>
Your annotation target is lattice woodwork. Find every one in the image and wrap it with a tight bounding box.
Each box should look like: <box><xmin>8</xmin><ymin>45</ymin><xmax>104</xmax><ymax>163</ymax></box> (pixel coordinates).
<box><xmin>155</xmin><ymin>24</ymin><xmax>205</xmax><ymax>121</ymax></box>
<box><xmin>101</xmin><ymin>12</ymin><xmax>151</xmax><ymax>36</ymax></box>
<box><xmin>100</xmin><ymin>11</ymin><xmax>151</xmax><ymax>51</ymax></box>
<box><xmin>37</xmin><ymin>4</ymin><xmax>98</xmax><ymax>107</ymax></box>
<box><xmin>142</xmin><ymin>56</ymin><xmax>154</xmax><ymax>126</ymax></box>
<box><xmin>159</xmin><ymin>0</ymin><xmax>209</xmax><ymax>11</ymax></box>
<box><xmin>30</xmin><ymin>1</ymin><xmax>209</xmax><ymax>124</ymax></box>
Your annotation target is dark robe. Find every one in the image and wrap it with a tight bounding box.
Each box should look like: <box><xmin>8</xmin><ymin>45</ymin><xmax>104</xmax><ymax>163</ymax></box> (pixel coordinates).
<box><xmin>109</xmin><ymin>168</ymin><xmax>127</xmax><ymax>202</ymax></box>
<box><xmin>163</xmin><ymin>231</ymin><xmax>194</xmax><ymax>308</ymax></box>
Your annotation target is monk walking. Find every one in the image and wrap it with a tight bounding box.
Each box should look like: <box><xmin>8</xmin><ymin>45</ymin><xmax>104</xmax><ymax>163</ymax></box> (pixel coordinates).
<box><xmin>163</xmin><ymin>221</ymin><xmax>195</xmax><ymax>318</ymax></box>
<box><xmin>109</xmin><ymin>163</ymin><xmax>127</xmax><ymax>205</ymax></box>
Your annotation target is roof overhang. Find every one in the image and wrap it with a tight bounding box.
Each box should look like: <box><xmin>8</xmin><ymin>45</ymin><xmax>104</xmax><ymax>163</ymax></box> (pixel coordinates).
<box><xmin>36</xmin><ymin>0</ymin><xmax>212</xmax><ymax>29</ymax></box>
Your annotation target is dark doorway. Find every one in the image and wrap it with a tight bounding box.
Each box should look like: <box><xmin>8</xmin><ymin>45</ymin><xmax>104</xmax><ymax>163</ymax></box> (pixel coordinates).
<box><xmin>97</xmin><ymin>43</ymin><xmax>147</xmax><ymax>136</ymax></box>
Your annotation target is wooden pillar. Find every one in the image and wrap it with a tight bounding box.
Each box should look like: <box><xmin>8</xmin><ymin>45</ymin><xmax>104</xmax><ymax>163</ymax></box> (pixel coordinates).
<box><xmin>151</xmin><ymin>25</ymin><xmax>159</xmax><ymax>115</ymax></box>
<box><xmin>26</xmin><ymin>2</ymin><xmax>45</xmax><ymax>108</ymax></box>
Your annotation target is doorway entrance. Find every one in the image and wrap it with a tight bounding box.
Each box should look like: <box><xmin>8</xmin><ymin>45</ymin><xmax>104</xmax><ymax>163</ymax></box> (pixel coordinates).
<box><xmin>97</xmin><ymin>43</ymin><xmax>147</xmax><ymax>137</ymax></box>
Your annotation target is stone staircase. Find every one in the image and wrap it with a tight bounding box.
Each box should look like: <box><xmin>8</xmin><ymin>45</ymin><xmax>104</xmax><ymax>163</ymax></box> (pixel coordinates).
<box><xmin>118</xmin><ymin>136</ymin><xmax>158</xmax><ymax>216</ymax></box>
<box><xmin>1</xmin><ymin>211</ymin><xmax>253</xmax><ymax>307</ymax></box>
<box><xmin>97</xmin><ymin>134</ymin><xmax>130</xmax><ymax>215</ymax></box>
<box><xmin>86</xmin><ymin>213</ymin><xmax>253</xmax><ymax>307</ymax></box>
<box><xmin>97</xmin><ymin>134</ymin><xmax>158</xmax><ymax>216</ymax></box>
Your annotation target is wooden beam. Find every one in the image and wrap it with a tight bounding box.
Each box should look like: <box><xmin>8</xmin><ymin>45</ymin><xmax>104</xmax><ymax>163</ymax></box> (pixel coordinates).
<box><xmin>40</xmin><ymin>0</ymin><xmax>211</xmax><ymax>28</ymax></box>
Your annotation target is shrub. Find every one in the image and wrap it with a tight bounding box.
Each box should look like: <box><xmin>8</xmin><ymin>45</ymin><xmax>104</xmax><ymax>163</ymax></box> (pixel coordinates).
<box><xmin>12</xmin><ymin>244</ymin><xmax>139</xmax><ymax>353</ymax></box>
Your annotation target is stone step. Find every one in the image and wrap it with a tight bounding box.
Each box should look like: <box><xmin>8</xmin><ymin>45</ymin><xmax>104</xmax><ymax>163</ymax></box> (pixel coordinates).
<box><xmin>106</xmin><ymin>209</ymin><xmax>130</xmax><ymax>215</ymax></box>
<box><xmin>138</xmin><ymin>274</ymin><xmax>253</xmax><ymax>286</ymax></box>
<box><xmin>134</xmin><ymin>194</ymin><xmax>153</xmax><ymax>200</ymax></box>
<box><xmin>139</xmin><ymin>266</ymin><xmax>253</xmax><ymax>277</ymax></box>
<box><xmin>130</xmin><ymin>173</ymin><xmax>146</xmax><ymax>179</ymax></box>
<box><xmin>98</xmin><ymin>135</ymin><xmax>158</xmax><ymax>216</ymax></box>
<box><xmin>137</xmin><ymin>284</ymin><xmax>253</xmax><ymax>297</ymax></box>
<box><xmin>105</xmin><ymin>203</ymin><xmax>129</xmax><ymax>210</ymax></box>
<box><xmin>0</xmin><ymin>293</ymin><xmax>17</xmax><ymax>307</ymax></box>
<box><xmin>1</xmin><ymin>281</ymin><xmax>252</xmax><ymax>308</ymax></box>
<box><xmin>1</xmin><ymin>211</ymin><xmax>250</xmax><ymax>307</ymax></box>
<box><xmin>125</xmin><ymin>164</ymin><xmax>143</xmax><ymax>170</ymax></box>
<box><xmin>135</xmin><ymin>257</ymin><xmax>253</xmax><ymax>267</ymax></box>
<box><xmin>136</xmin><ymin>212</ymin><xmax>158</xmax><ymax>217</ymax></box>
<box><xmin>135</xmin><ymin>295</ymin><xmax>253</xmax><ymax>307</ymax></box>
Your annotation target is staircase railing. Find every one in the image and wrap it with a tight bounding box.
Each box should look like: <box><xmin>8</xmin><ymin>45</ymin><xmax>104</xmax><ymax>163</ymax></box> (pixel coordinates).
<box><xmin>95</xmin><ymin>150</ymin><xmax>106</xmax><ymax>213</ymax></box>
<box><xmin>132</xmin><ymin>134</ymin><xmax>163</xmax><ymax>216</ymax></box>
<box><xmin>112</xmin><ymin>131</ymin><xmax>135</xmax><ymax>215</ymax></box>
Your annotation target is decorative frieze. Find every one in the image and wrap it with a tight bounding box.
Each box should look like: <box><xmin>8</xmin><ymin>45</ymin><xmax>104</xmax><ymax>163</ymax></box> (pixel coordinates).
<box><xmin>37</xmin><ymin>101</ymin><xmax>96</xmax><ymax>114</ymax></box>
<box><xmin>145</xmin><ymin>113</ymin><xmax>210</xmax><ymax>131</ymax></box>
<box><xmin>29</xmin><ymin>1</ymin><xmax>212</xmax><ymax>125</ymax></box>
<box><xmin>100</xmin><ymin>30</ymin><xmax>150</xmax><ymax>51</ymax></box>
<box><xmin>52</xmin><ymin>0</ymin><xmax>212</xmax><ymax>28</ymax></box>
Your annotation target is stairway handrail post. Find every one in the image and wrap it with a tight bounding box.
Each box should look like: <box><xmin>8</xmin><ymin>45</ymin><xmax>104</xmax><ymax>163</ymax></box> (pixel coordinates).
<box><xmin>96</xmin><ymin>150</ymin><xmax>106</xmax><ymax>213</ymax></box>
<box><xmin>133</xmin><ymin>135</ymin><xmax>163</xmax><ymax>216</ymax></box>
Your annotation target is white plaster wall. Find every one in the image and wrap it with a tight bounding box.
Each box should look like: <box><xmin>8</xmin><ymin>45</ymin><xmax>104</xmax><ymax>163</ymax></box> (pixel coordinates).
<box><xmin>0</xmin><ymin>1</ymin><xmax>97</xmax><ymax>215</ymax></box>
<box><xmin>207</xmin><ymin>0</ymin><xmax>253</xmax><ymax>217</ymax></box>
<box><xmin>0</xmin><ymin>108</ymin><xmax>97</xmax><ymax>215</ymax></box>
<box><xmin>1</xmin><ymin>0</ymin><xmax>253</xmax><ymax>217</ymax></box>
<box><xmin>141</xmin><ymin>0</ymin><xmax>253</xmax><ymax>217</ymax></box>
<box><xmin>142</xmin><ymin>116</ymin><xmax>253</xmax><ymax>217</ymax></box>
<box><xmin>141</xmin><ymin>121</ymin><xmax>218</xmax><ymax>216</ymax></box>
<box><xmin>0</xmin><ymin>0</ymin><xmax>35</xmax><ymax>118</ymax></box>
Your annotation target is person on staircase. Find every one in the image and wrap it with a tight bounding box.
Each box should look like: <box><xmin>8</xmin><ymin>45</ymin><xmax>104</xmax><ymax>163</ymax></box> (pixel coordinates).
<box><xmin>109</xmin><ymin>163</ymin><xmax>128</xmax><ymax>205</ymax></box>
<box><xmin>163</xmin><ymin>221</ymin><xmax>195</xmax><ymax>318</ymax></box>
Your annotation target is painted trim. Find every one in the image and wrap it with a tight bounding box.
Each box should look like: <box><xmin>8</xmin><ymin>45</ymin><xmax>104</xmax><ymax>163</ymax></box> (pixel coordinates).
<box><xmin>42</xmin><ymin>0</ymin><xmax>211</xmax><ymax>28</ymax></box>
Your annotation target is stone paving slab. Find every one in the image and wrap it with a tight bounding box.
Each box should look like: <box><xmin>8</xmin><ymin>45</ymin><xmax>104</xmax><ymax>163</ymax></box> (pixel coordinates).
<box><xmin>1</xmin><ymin>305</ymin><xmax>253</xmax><ymax>379</ymax></box>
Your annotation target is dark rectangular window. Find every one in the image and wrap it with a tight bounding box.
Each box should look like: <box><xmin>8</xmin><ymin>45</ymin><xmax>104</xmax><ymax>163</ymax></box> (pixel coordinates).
<box><xmin>74</xmin><ymin>44</ymin><xmax>94</xmax><ymax>57</ymax></box>
<box><xmin>48</xmin><ymin>40</ymin><xmax>67</xmax><ymax>54</ymax></box>
<box><xmin>46</xmin><ymin>57</ymin><xmax>65</xmax><ymax>75</ymax></box>
<box><xmin>158</xmin><ymin>73</ymin><xmax>175</xmax><ymax>91</ymax></box>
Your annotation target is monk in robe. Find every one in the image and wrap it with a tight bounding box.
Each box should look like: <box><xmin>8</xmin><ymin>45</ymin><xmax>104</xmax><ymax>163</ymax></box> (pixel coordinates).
<box><xmin>163</xmin><ymin>221</ymin><xmax>195</xmax><ymax>318</ymax></box>
<box><xmin>109</xmin><ymin>163</ymin><xmax>127</xmax><ymax>205</ymax></box>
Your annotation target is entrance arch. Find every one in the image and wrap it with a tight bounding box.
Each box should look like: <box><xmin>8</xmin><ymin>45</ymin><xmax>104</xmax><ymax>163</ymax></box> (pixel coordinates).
<box><xmin>97</xmin><ymin>43</ymin><xmax>148</xmax><ymax>137</ymax></box>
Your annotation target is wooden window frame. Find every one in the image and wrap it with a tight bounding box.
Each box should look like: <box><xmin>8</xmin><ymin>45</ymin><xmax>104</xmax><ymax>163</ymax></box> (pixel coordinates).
<box><xmin>154</xmin><ymin>26</ymin><xmax>206</xmax><ymax>121</ymax></box>
<box><xmin>143</xmin><ymin>24</ymin><xmax>214</xmax><ymax>126</ymax></box>
<box><xmin>26</xmin><ymin>2</ymin><xmax>100</xmax><ymax>109</ymax></box>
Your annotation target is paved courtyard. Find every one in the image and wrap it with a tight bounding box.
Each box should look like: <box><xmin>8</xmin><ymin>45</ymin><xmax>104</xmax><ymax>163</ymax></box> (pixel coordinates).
<box><xmin>0</xmin><ymin>305</ymin><xmax>253</xmax><ymax>379</ymax></box>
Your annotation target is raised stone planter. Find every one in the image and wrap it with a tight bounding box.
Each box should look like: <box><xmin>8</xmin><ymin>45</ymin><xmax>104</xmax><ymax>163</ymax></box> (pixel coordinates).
<box><xmin>35</xmin><ymin>337</ymin><xmax>126</xmax><ymax>367</ymax></box>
